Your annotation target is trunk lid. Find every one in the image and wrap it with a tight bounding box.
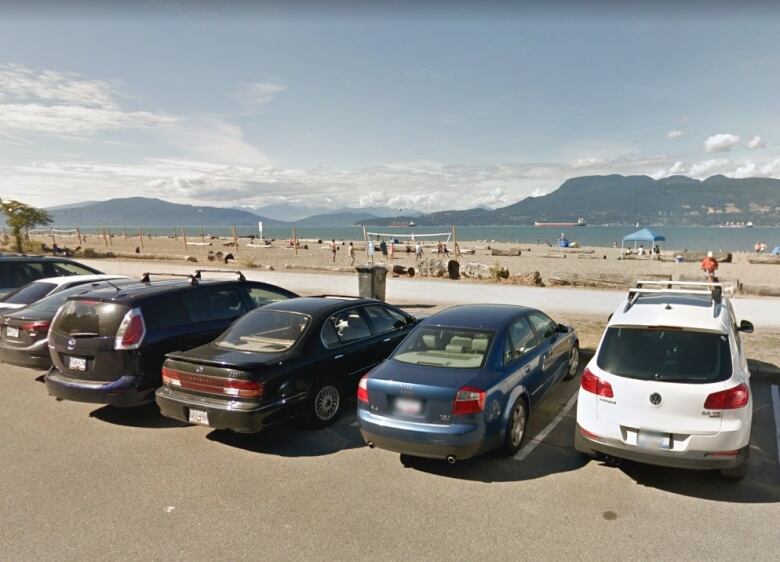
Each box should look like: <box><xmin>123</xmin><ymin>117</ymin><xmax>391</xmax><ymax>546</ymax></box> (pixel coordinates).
<box><xmin>1</xmin><ymin>310</ymin><xmax>52</xmax><ymax>348</ymax></box>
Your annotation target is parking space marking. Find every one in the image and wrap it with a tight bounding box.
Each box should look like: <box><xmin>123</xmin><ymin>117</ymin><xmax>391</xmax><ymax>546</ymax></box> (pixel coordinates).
<box><xmin>772</xmin><ymin>385</ymin><xmax>780</xmax><ymax>466</ymax></box>
<box><xmin>514</xmin><ymin>390</ymin><xmax>579</xmax><ymax>462</ymax></box>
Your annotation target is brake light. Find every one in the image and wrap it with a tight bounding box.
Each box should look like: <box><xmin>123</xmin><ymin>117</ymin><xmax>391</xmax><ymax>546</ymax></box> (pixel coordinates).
<box><xmin>115</xmin><ymin>308</ymin><xmax>146</xmax><ymax>350</ymax></box>
<box><xmin>580</xmin><ymin>368</ymin><xmax>614</xmax><ymax>398</ymax></box>
<box><xmin>703</xmin><ymin>383</ymin><xmax>749</xmax><ymax>410</ymax></box>
<box><xmin>21</xmin><ymin>321</ymin><xmax>51</xmax><ymax>333</ymax></box>
<box><xmin>357</xmin><ymin>375</ymin><xmax>369</xmax><ymax>403</ymax></box>
<box><xmin>452</xmin><ymin>386</ymin><xmax>486</xmax><ymax>415</ymax></box>
<box><xmin>161</xmin><ymin>366</ymin><xmax>263</xmax><ymax>398</ymax></box>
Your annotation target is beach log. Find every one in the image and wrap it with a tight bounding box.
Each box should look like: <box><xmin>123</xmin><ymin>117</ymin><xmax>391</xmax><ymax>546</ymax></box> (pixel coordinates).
<box><xmin>678</xmin><ymin>251</ymin><xmax>732</xmax><ymax>263</ymax></box>
<box><xmin>490</xmin><ymin>248</ymin><xmax>523</xmax><ymax>257</ymax></box>
<box><xmin>511</xmin><ymin>271</ymin><xmax>543</xmax><ymax>287</ymax></box>
<box><xmin>740</xmin><ymin>283</ymin><xmax>780</xmax><ymax>297</ymax></box>
<box><xmin>546</xmin><ymin>272</ymin><xmax>671</xmax><ymax>289</ymax></box>
<box><xmin>747</xmin><ymin>255</ymin><xmax>780</xmax><ymax>265</ymax></box>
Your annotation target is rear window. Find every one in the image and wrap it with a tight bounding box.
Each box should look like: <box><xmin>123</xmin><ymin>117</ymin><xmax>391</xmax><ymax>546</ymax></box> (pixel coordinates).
<box><xmin>216</xmin><ymin>310</ymin><xmax>309</xmax><ymax>353</ymax></box>
<box><xmin>2</xmin><ymin>282</ymin><xmax>56</xmax><ymax>305</ymax></box>
<box><xmin>26</xmin><ymin>281</ymin><xmax>128</xmax><ymax>314</ymax></box>
<box><xmin>53</xmin><ymin>300</ymin><xmax>129</xmax><ymax>337</ymax></box>
<box><xmin>596</xmin><ymin>327</ymin><xmax>732</xmax><ymax>383</ymax></box>
<box><xmin>393</xmin><ymin>327</ymin><xmax>493</xmax><ymax>369</ymax></box>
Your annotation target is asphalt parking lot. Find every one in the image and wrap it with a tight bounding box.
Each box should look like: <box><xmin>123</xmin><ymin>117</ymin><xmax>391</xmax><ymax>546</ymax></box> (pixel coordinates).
<box><xmin>1</xmin><ymin>350</ymin><xmax>779</xmax><ymax>561</ymax></box>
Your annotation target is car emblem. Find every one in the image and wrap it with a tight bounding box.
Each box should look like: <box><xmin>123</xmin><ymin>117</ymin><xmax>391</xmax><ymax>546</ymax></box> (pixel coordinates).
<box><xmin>399</xmin><ymin>384</ymin><xmax>414</xmax><ymax>394</ymax></box>
<box><xmin>67</xmin><ymin>338</ymin><xmax>76</xmax><ymax>350</ymax></box>
<box><xmin>196</xmin><ymin>366</ymin><xmax>204</xmax><ymax>373</ymax></box>
<box><xmin>649</xmin><ymin>392</ymin><xmax>662</xmax><ymax>406</ymax></box>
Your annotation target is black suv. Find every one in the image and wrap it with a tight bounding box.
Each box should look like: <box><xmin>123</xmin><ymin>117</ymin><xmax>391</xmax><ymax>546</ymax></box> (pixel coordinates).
<box><xmin>44</xmin><ymin>270</ymin><xmax>299</xmax><ymax>407</ymax></box>
<box><xmin>0</xmin><ymin>255</ymin><xmax>102</xmax><ymax>297</ymax></box>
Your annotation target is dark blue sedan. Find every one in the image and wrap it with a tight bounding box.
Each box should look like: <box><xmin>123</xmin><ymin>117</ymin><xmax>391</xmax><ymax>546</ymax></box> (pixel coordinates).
<box><xmin>357</xmin><ymin>304</ymin><xmax>579</xmax><ymax>463</ymax></box>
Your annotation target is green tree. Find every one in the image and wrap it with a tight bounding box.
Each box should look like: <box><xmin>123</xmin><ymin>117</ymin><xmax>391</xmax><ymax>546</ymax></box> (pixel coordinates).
<box><xmin>0</xmin><ymin>199</ymin><xmax>52</xmax><ymax>252</ymax></box>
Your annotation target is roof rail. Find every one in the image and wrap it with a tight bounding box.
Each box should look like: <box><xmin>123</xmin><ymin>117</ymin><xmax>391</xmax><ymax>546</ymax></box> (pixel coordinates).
<box><xmin>312</xmin><ymin>294</ymin><xmax>362</xmax><ymax>300</ymax></box>
<box><xmin>139</xmin><ymin>272</ymin><xmax>198</xmax><ymax>285</ymax></box>
<box><xmin>625</xmin><ymin>280</ymin><xmax>732</xmax><ymax>314</ymax></box>
<box><xmin>193</xmin><ymin>269</ymin><xmax>246</xmax><ymax>282</ymax></box>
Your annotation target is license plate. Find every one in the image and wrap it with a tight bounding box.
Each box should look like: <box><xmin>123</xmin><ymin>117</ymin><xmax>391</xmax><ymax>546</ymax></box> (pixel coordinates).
<box><xmin>394</xmin><ymin>397</ymin><xmax>422</xmax><ymax>416</ymax></box>
<box><xmin>637</xmin><ymin>430</ymin><xmax>671</xmax><ymax>450</ymax></box>
<box><xmin>6</xmin><ymin>326</ymin><xmax>19</xmax><ymax>339</ymax></box>
<box><xmin>188</xmin><ymin>408</ymin><xmax>210</xmax><ymax>426</ymax></box>
<box><xmin>68</xmin><ymin>356</ymin><xmax>87</xmax><ymax>371</ymax></box>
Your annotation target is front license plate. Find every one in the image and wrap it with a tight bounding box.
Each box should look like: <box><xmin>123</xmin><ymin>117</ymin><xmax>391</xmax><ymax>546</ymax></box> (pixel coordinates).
<box><xmin>188</xmin><ymin>408</ymin><xmax>210</xmax><ymax>426</ymax></box>
<box><xmin>394</xmin><ymin>397</ymin><xmax>422</xmax><ymax>416</ymax></box>
<box><xmin>68</xmin><ymin>356</ymin><xmax>87</xmax><ymax>371</ymax></box>
<box><xmin>637</xmin><ymin>430</ymin><xmax>671</xmax><ymax>450</ymax></box>
<box><xmin>6</xmin><ymin>326</ymin><xmax>19</xmax><ymax>339</ymax></box>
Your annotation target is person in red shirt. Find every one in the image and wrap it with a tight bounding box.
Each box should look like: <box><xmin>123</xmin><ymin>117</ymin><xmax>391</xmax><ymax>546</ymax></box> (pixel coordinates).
<box><xmin>701</xmin><ymin>251</ymin><xmax>719</xmax><ymax>282</ymax></box>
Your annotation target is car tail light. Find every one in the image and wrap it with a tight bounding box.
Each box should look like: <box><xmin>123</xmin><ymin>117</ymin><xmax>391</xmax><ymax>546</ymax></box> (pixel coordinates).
<box><xmin>580</xmin><ymin>368</ymin><xmax>614</xmax><ymax>398</ymax></box>
<box><xmin>705</xmin><ymin>450</ymin><xmax>741</xmax><ymax>457</ymax></box>
<box><xmin>452</xmin><ymin>386</ymin><xmax>486</xmax><ymax>415</ymax></box>
<box><xmin>21</xmin><ymin>321</ymin><xmax>51</xmax><ymax>334</ymax></box>
<box><xmin>115</xmin><ymin>308</ymin><xmax>146</xmax><ymax>350</ymax></box>
<box><xmin>357</xmin><ymin>374</ymin><xmax>369</xmax><ymax>403</ymax></box>
<box><xmin>579</xmin><ymin>427</ymin><xmax>605</xmax><ymax>442</ymax></box>
<box><xmin>161</xmin><ymin>366</ymin><xmax>263</xmax><ymax>398</ymax></box>
<box><xmin>703</xmin><ymin>383</ymin><xmax>749</xmax><ymax>410</ymax></box>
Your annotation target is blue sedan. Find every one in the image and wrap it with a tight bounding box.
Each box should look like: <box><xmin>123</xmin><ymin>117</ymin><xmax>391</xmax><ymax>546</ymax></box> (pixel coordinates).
<box><xmin>357</xmin><ymin>304</ymin><xmax>579</xmax><ymax>463</ymax></box>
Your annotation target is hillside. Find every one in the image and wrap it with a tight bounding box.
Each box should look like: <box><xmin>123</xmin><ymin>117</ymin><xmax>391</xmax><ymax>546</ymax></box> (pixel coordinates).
<box><xmin>358</xmin><ymin>175</ymin><xmax>780</xmax><ymax>226</ymax></box>
<box><xmin>48</xmin><ymin>197</ymin><xmax>286</xmax><ymax>227</ymax></box>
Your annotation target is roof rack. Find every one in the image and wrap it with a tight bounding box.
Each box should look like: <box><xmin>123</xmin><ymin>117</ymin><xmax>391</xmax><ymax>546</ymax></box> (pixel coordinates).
<box><xmin>625</xmin><ymin>280</ymin><xmax>733</xmax><ymax>314</ymax></box>
<box><xmin>313</xmin><ymin>294</ymin><xmax>362</xmax><ymax>300</ymax></box>
<box><xmin>193</xmin><ymin>269</ymin><xmax>246</xmax><ymax>282</ymax></box>
<box><xmin>139</xmin><ymin>272</ymin><xmax>198</xmax><ymax>285</ymax></box>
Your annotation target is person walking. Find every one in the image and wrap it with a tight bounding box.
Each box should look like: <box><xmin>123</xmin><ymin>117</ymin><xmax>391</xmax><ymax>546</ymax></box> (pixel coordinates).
<box><xmin>380</xmin><ymin>239</ymin><xmax>388</xmax><ymax>259</ymax></box>
<box><xmin>389</xmin><ymin>241</ymin><xmax>395</xmax><ymax>260</ymax></box>
<box><xmin>330</xmin><ymin>239</ymin><xmax>337</xmax><ymax>262</ymax></box>
<box><xmin>414</xmin><ymin>241</ymin><xmax>423</xmax><ymax>261</ymax></box>
<box><xmin>700</xmin><ymin>251</ymin><xmax>719</xmax><ymax>282</ymax></box>
<box><xmin>348</xmin><ymin>242</ymin><xmax>355</xmax><ymax>266</ymax></box>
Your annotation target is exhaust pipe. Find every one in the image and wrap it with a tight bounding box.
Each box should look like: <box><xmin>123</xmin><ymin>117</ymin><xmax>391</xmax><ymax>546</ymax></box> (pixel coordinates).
<box><xmin>603</xmin><ymin>455</ymin><xmax>621</xmax><ymax>466</ymax></box>
<box><xmin>367</xmin><ymin>441</ymin><xmax>375</xmax><ymax>449</ymax></box>
<box><xmin>446</xmin><ymin>455</ymin><xmax>457</xmax><ymax>465</ymax></box>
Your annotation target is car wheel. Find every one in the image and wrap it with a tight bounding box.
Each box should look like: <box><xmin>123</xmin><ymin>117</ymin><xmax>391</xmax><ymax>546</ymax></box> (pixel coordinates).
<box><xmin>563</xmin><ymin>343</ymin><xmax>580</xmax><ymax>381</ymax></box>
<box><xmin>498</xmin><ymin>397</ymin><xmax>527</xmax><ymax>457</ymax></box>
<box><xmin>305</xmin><ymin>380</ymin><xmax>343</xmax><ymax>429</ymax></box>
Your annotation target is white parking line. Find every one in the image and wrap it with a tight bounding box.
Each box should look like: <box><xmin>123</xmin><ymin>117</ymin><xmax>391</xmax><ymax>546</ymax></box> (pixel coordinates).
<box><xmin>514</xmin><ymin>390</ymin><xmax>579</xmax><ymax>462</ymax></box>
<box><xmin>771</xmin><ymin>385</ymin><xmax>780</xmax><ymax>466</ymax></box>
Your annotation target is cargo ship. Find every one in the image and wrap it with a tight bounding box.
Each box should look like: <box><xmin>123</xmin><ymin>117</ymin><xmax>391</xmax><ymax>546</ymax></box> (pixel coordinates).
<box><xmin>534</xmin><ymin>217</ymin><xmax>586</xmax><ymax>227</ymax></box>
<box><xmin>388</xmin><ymin>220</ymin><xmax>416</xmax><ymax>227</ymax></box>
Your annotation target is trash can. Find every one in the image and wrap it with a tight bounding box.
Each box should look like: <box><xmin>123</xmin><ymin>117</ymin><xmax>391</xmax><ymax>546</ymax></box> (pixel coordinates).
<box><xmin>356</xmin><ymin>265</ymin><xmax>388</xmax><ymax>301</ymax></box>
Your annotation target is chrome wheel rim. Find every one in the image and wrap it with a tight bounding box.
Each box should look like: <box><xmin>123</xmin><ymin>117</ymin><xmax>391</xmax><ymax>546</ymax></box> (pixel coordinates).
<box><xmin>510</xmin><ymin>404</ymin><xmax>526</xmax><ymax>446</ymax></box>
<box><xmin>569</xmin><ymin>347</ymin><xmax>579</xmax><ymax>377</ymax></box>
<box><xmin>314</xmin><ymin>385</ymin><xmax>340</xmax><ymax>421</ymax></box>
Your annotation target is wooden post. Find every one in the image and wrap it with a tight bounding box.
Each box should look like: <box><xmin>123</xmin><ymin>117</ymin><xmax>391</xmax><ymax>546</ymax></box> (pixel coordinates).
<box><xmin>232</xmin><ymin>225</ymin><xmax>238</xmax><ymax>254</ymax></box>
<box><xmin>173</xmin><ymin>226</ymin><xmax>178</xmax><ymax>241</ymax></box>
<box><xmin>137</xmin><ymin>227</ymin><xmax>144</xmax><ymax>251</ymax></box>
<box><xmin>123</xmin><ymin>228</ymin><xmax>128</xmax><ymax>240</ymax></box>
<box><xmin>199</xmin><ymin>226</ymin><xmax>205</xmax><ymax>244</ymax></box>
<box><xmin>292</xmin><ymin>226</ymin><xmax>298</xmax><ymax>255</ymax></box>
<box><xmin>452</xmin><ymin>224</ymin><xmax>460</xmax><ymax>259</ymax></box>
<box><xmin>363</xmin><ymin>226</ymin><xmax>368</xmax><ymax>257</ymax></box>
<box><xmin>50</xmin><ymin>227</ymin><xmax>56</xmax><ymax>247</ymax></box>
<box><xmin>182</xmin><ymin>227</ymin><xmax>188</xmax><ymax>251</ymax></box>
<box><xmin>107</xmin><ymin>227</ymin><xmax>113</xmax><ymax>247</ymax></box>
<box><xmin>76</xmin><ymin>227</ymin><xmax>83</xmax><ymax>246</ymax></box>
<box><xmin>102</xmin><ymin>227</ymin><xmax>109</xmax><ymax>247</ymax></box>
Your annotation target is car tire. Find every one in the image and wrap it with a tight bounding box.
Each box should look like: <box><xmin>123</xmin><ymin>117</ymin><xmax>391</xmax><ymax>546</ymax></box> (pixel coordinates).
<box><xmin>304</xmin><ymin>379</ymin><xmax>343</xmax><ymax>429</ymax></box>
<box><xmin>563</xmin><ymin>343</ymin><xmax>580</xmax><ymax>381</ymax></box>
<box><xmin>498</xmin><ymin>397</ymin><xmax>528</xmax><ymax>457</ymax></box>
<box><xmin>719</xmin><ymin>448</ymin><xmax>749</xmax><ymax>481</ymax></box>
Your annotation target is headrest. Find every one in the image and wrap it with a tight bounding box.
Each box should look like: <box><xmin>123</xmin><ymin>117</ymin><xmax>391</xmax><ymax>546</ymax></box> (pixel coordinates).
<box><xmin>445</xmin><ymin>344</ymin><xmax>465</xmax><ymax>354</ymax></box>
<box><xmin>422</xmin><ymin>334</ymin><xmax>437</xmax><ymax>349</ymax></box>
<box><xmin>471</xmin><ymin>338</ymin><xmax>488</xmax><ymax>352</ymax></box>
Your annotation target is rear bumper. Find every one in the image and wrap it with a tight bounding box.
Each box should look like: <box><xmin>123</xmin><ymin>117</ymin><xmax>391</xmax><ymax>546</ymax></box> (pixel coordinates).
<box><xmin>45</xmin><ymin>369</ymin><xmax>153</xmax><ymax>407</ymax></box>
<box><xmin>575</xmin><ymin>424</ymin><xmax>748</xmax><ymax>470</ymax></box>
<box><xmin>155</xmin><ymin>386</ymin><xmax>301</xmax><ymax>433</ymax></box>
<box><xmin>0</xmin><ymin>342</ymin><xmax>51</xmax><ymax>370</ymax></box>
<box><xmin>358</xmin><ymin>408</ymin><xmax>487</xmax><ymax>460</ymax></box>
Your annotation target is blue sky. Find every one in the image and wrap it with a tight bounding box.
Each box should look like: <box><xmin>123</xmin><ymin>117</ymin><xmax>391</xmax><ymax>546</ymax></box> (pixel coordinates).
<box><xmin>1</xmin><ymin>6</ymin><xmax>779</xmax><ymax>212</ymax></box>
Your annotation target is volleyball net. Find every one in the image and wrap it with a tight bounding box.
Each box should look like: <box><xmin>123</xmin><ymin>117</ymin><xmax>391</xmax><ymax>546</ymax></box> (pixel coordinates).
<box><xmin>365</xmin><ymin>231</ymin><xmax>451</xmax><ymax>245</ymax></box>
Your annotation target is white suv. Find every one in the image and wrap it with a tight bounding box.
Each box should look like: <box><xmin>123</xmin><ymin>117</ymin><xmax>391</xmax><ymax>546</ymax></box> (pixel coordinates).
<box><xmin>575</xmin><ymin>281</ymin><xmax>753</xmax><ymax>480</ymax></box>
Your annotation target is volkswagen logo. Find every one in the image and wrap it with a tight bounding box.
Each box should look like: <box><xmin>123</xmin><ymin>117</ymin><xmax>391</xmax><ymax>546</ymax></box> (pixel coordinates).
<box><xmin>196</xmin><ymin>366</ymin><xmax>204</xmax><ymax>374</ymax></box>
<box><xmin>67</xmin><ymin>338</ymin><xmax>76</xmax><ymax>351</ymax></box>
<box><xmin>649</xmin><ymin>392</ymin><xmax>662</xmax><ymax>406</ymax></box>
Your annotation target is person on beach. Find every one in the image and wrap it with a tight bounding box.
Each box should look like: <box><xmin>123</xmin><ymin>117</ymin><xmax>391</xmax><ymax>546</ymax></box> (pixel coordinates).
<box><xmin>754</xmin><ymin>241</ymin><xmax>761</xmax><ymax>253</ymax></box>
<box><xmin>348</xmin><ymin>242</ymin><xmax>355</xmax><ymax>266</ymax></box>
<box><xmin>330</xmin><ymin>239</ymin><xmax>337</xmax><ymax>262</ymax></box>
<box><xmin>380</xmin><ymin>239</ymin><xmax>388</xmax><ymax>258</ymax></box>
<box><xmin>414</xmin><ymin>242</ymin><xmax>423</xmax><ymax>261</ymax></box>
<box><xmin>442</xmin><ymin>243</ymin><xmax>450</xmax><ymax>257</ymax></box>
<box><xmin>653</xmin><ymin>244</ymin><xmax>660</xmax><ymax>259</ymax></box>
<box><xmin>454</xmin><ymin>241</ymin><xmax>461</xmax><ymax>259</ymax></box>
<box><xmin>389</xmin><ymin>241</ymin><xmax>395</xmax><ymax>260</ymax></box>
<box><xmin>701</xmin><ymin>251</ymin><xmax>719</xmax><ymax>282</ymax></box>
<box><xmin>436</xmin><ymin>241</ymin><xmax>443</xmax><ymax>255</ymax></box>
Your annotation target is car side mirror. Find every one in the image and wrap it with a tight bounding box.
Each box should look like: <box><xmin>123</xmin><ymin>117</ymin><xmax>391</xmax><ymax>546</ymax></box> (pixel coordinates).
<box><xmin>556</xmin><ymin>323</ymin><xmax>568</xmax><ymax>333</ymax></box>
<box><xmin>738</xmin><ymin>320</ymin><xmax>754</xmax><ymax>333</ymax></box>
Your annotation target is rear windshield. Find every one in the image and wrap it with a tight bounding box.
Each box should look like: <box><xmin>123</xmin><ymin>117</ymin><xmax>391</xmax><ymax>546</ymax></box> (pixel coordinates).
<box><xmin>2</xmin><ymin>282</ymin><xmax>56</xmax><ymax>305</ymax></box>
<box><xmin>393</xmin><ymin>327</ymin><xmax>493</xmax><ymax>369</ymax></box>
<box><xmin>216</xmin><ymin>310</ymin><xmax>309</xmax><ymax>353</ymax></box>
<box><xmin>596</xmin><ymin>327</ymin><xmax>732</xmax><ymax>383</ymax></box>
<box><xmin>28</xmin><ymin>282</ymin><xmax>121</xmax><ymax>314</ymax></box>
<box><xmin>53</xmin><ymin>300</ymin><xmax>128</xmax><ymax>337</ymax></box>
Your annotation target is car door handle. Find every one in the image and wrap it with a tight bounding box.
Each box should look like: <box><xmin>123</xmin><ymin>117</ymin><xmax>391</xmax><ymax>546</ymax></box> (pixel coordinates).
<box><xmin>335</xmin><ymin>354</ymin><xmax>344</xmax><ymax>359</ymax></box>
<box><xmin>522</xmin><ymin>365</ymin><xmax>531</xmax><ymax>374</ymax></box>
<box><xmin>383</xmin><ymin>337</ymin><xmax>391</xmax><ymax>342</ymax></box>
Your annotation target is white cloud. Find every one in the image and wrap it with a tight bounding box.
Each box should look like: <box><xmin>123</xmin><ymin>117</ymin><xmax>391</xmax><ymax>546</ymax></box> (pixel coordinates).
<box><xmin>747</xmin><ymin>135</ymin><xmax>765</xmax><ymax>149</ymax></box>
<box><xmin>571</xmin><ymin>157</ymin><xmax>603</xmax><ymax>168</ymax></box>
<box><xmin>732</xmin><ymin>161</ymin><xmax>757</xmax><ymax>179</ymax></box>
<box><xmin>688</xmin><ymin>159</ymin><xmax>730</xmax><ymax>178</ymax></box>
<box><xmin>668</xmin><ymin>161</ymin><xmax>685</xmax><ymax>174</ymax></box>
<box><xmin>704</xmin><ymin>133</ymin><xmax>740</xmax><ymax>153</ymax></box>
<box><xmin>666</xmin><ymin>130</ymin><xmax>685</xmax><ymax>139</ymax></box>
<box><xmin>234</xmin><ymin>82</ymin><xmax>286</xmax><ymax>109</ymax></box>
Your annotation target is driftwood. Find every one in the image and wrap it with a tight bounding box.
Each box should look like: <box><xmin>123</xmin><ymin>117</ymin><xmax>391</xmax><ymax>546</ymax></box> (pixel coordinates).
<box><xmin>490</xmin><ymin>248</ymin><xmax>523</xmax><ymax>257</ymax></box>
<box><xmin>510</xmin><ymin>271</ymin><xmax>543</xmax><ymax>286</ymax></box>
<box><xmin>556</xmin><ymin>248</ymin><xmax>595</xmax><ymax>254</ymax></box>
<box><xmin>741</xmin><ymin>283</ymin><xmax>780</xmax><ymax>297</ymax></box>
<box><xmin>747</xmin><ymin>255</ymin><xmax>780</xmax><ymax>265</ymax></box>
<box><xmin>677</xmin><ymin>251</ymin><xmax>732</xmax><ymax>263</ymax></box>
<box><xmin>577</xmin><ymin>254</ymin><xmax>608</xmax><ymax>260</ymax></box>
<box><xmin>102</xmin><ymin>251</ymin><xmax>198</xmax><ymax>262</ymax></box>
<box><xmin>391</xmin><ymin>265</ymin><xmax>416</xmax><ymax>278</ymax></box>
<box><xmin>541</xmin><ymin>254</ymin><xmax>567</xmax><ymax>259</ymax></box>
<box><xmin>676</xmin><ymin>274</ymin><xmax>741</xmax><ymax>291</ymax></box>
<box><xmin>546</xmin><ymin>272</ymin><xmax>671</xmax><ymax>289</ymax></box>
<box><xmin>283</xmin><ymin>264</ymin><xmax>355</xmax><ymax>273</ymax></box>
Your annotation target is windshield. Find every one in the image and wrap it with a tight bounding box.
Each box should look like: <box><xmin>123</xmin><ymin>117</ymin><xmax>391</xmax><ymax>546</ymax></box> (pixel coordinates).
<box><xmin>2</xmin><ymin>282</ymin><xmax>56</xmax><ymax>305</ymax></box>
<box><xmin>393</xmin><ymin>327</ymin><xmax>493</xmax><ymax>369</ymax></box>
<box><xmin>216</xmin><ymin>310</ymin><xmax>309</xmax><ymax>353</ymax></box>
<box><xmin>596</xmin><ymin>327</ymin><xmax>732</xmax><ymax>383</ymax></box>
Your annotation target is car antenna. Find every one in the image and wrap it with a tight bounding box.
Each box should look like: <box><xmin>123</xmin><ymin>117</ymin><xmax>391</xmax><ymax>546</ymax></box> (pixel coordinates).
<box><xmin>103</xmin><ymin>279</ymin><xmax>122</xmax><ymax>292</ymax></box>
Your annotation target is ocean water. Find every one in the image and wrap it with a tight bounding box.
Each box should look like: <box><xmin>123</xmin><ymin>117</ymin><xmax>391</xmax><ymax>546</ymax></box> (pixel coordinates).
<box><xmin>53</xmin><ymin>225</ymin><xmax>780</xmax><ymax>252</ymax></box>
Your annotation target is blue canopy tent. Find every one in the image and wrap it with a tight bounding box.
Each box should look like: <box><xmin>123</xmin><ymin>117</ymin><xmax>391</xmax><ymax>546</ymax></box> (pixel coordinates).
<box><xmin>622</xmin><ymin>228</ymin><xmax>666</xmax><ymax>257</ymax></box>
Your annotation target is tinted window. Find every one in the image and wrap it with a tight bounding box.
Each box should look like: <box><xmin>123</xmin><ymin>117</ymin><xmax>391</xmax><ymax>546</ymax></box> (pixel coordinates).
<box><xmin>2</xmin><ymin>281</ymin><xmax>56</xmax><ymax>304</ymax></box>
<box><xmin>247</xmin><ymin>286</ymin><xmax>291</xmax><ymax>308</ymax></box>
<box><xmin>596</xmin><ymin>327</ymin><xmax>732</xmax><ymax>383</ymax></box>
<box><xmin>363</xmin><ymin>305</ymin><xmax>408</xmax><ymax>333</ymax></box>
<box><xmin>324</xmin><ymin>309</ymin><xmax>372</xmax><ymax>345</ymax></box>
<box><xmin>26</xmin><ymin>282</ymin><xmax>118</xmax><ymax>314</ymax></box>
<box><xmin>321</xmin><ymin>320</ymin><xmax>340</xmax><ymax>347</ymax></box>
<box><xmin>0</xmin><ymin>263</ymin><xmax>43</xmax><ymax>289</ymax></box>
<box><xmin>49</xmin><ymin>261</ymin><xmax>98</xmax><ymax>276</ymax></box>
<box><xmin>504</xmin><ymin>317</ymin><xmax>537</xmax><ymax>365</ymax></box>
<box><xmin>528</xmin><ymin>312</ymin><xmax>557</xmax><ymax>339</ymax></box>
<box><xmin>182</xmin><ymin>287</ymin><xmax>247</xmax><ymax>323</ymax></box>
<box><xmin>54</xmin><ymin>300</ymin><xmax>128</xmax><ymax>337</ymax></box>
<box><xmin>217</xmin><ymin>310</ymin><xmax>309</xmax><ymax>353</ymax></box>
<box><xmin>143</xmin><ymin>295</ymin><xmax>190</xmax><ymax>330</ymax></box>
<box><xmin>394</xmin><ymin>327</ymin><xmax>493</xmax><ymax>369</ymax></box>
